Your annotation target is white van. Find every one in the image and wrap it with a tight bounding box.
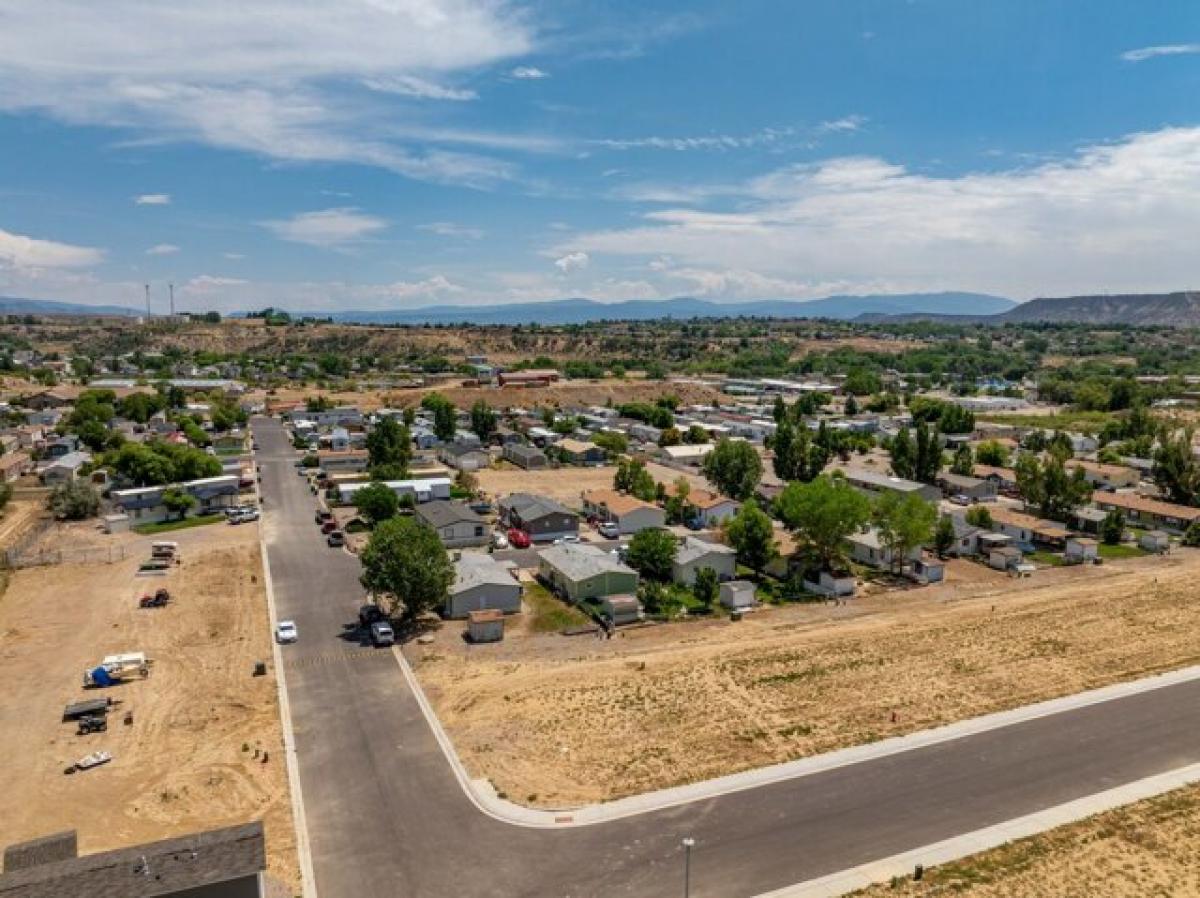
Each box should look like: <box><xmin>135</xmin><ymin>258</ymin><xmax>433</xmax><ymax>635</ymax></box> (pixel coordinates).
<box><xmin>150</xmin><ymin>541</ymin><xmax>179</xmax><ymax>559</ymax></box>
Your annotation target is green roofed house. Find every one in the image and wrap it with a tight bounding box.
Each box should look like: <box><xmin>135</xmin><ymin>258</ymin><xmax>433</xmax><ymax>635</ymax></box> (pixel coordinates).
<box><xmin>538</xmin><ymin>542</ymin><xmax>638</xmax><ymax>602</ymax></box>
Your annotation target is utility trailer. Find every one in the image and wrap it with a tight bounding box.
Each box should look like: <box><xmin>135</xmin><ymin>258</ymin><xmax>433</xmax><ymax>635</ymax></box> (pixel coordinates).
<box><xmin>62</xmin><ymin>697</ymin><xmax>117</xmax><ymax>721</ymax></box>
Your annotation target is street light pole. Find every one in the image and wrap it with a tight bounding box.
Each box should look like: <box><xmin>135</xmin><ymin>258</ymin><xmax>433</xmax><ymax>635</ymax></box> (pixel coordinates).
<box><xmin>682</xmin><ymin>837</ymin><xmax>695</xmax><ymax>898</ymax></box>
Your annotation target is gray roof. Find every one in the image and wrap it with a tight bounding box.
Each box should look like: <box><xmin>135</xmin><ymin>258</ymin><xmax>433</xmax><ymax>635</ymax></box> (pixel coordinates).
<box><xmin>416</xmin><ymin>500</ymin><xmax>485</xmax><ymax>529</ymax></box>
<box><xmin>539</xmin><ymin>543</ymin><xmax>635</xmax><ymax>581</ymax></box>
<box><xmin>502</xmin><ymin>492</ymin><xmax>572</xmax><ymax>521</ymax></box>
<box><xmin>938</xmin><ymin>472</ymin><xmax>987</xmax><ymax>489</ymax></box>
<box><xmin>506</xmin><ymin>444</ymin><xmax>545</xmax><ymax>460</ymax></box>
<box><xmin>450</xmin><ymin>554</ymin><xmax>518</xmax><ymax>595</ymax></box>
<box><xmin>675</xmin><ymin>536</ymin><xmax>736</xmax><ymax>566</ymax></box>
<box><xmin>0</xmin><ymin>822</ymin><xmax>264</xmax><ymax>898</ymax></box>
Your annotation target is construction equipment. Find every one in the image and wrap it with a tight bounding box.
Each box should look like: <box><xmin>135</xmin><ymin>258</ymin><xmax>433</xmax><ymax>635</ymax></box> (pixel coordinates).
<box><xmin>83</xmin><ymin>653</ymin><xmax>152</xmax><ymax>688</ymax></box>
<box><xmin>138</xmin><ymin>588</ymin><xmax>171</xmax><ymax>608</ymax></box>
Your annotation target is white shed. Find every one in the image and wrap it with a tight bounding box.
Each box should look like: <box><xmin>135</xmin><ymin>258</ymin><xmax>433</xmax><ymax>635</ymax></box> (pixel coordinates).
<box><xmin>719</xmin><ymin>580</ymin><xmax>756</xmax><ymax>611</ymax></box>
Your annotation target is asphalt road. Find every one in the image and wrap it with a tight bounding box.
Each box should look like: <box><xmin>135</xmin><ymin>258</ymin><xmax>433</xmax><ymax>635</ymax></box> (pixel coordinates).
<box><xmin>254</xmin><ymin>416</ymin><xmax>1200</xmax><ymax>898</ymax></box>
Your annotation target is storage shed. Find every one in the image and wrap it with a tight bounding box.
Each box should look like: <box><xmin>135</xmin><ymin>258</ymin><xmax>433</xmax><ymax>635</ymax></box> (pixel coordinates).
<box><xmin>467</xmin><ymin>609</ymin><xmax>505</xmax><ymax>643</ymax></box>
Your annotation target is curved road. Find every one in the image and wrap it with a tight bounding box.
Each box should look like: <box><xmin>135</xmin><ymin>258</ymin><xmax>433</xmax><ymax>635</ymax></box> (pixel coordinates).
<box><xmin>254</xmin><ymin>416</ymin><xmax>1200</xmax><ymax>898</ymax></box>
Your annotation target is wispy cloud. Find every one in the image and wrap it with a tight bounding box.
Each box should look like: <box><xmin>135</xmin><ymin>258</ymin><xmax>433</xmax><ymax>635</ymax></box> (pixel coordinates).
<box><xmin>0</xmin><ymin>1</ymin><xmax>536</xmax><ymax>186</ymax></box>
<box><xmin>418</xmin><ymin>221</ymin><xmax>485</xmax><ymax>239</ymax></box>
<box><xmin>134</xmin><ymin>193</ymin><xmax>171</xmax><ymax>205</ymax></box>
<box><xmin>362</xmin><ymin>75</ymin><xmax>476</xmax><ymax>101</ymax></box>
<box><xmin>509</xmin><ymin>65</ymin><xmax>548</xmax><ymax>80</ymax></box>
<box><xmin>593</xmin><ymin>126</ymin><xmax>799</xmax><ymax>152</ymax></box>
<box><xmin>555</xmin><ymin>126</ymin><xmax>1200</xmax><ymax>300</ymax></box>
<box><xmin>145</xmin><ymin>243</ymin><xmax>180</xmax><ymax>255</ymax></box>
<box><xmin>262</xmin><ymin>207</ymin><xmax>387</xmax><ymax>247</ymax></box>
<box><xmin>0</xmin><ymin>226</ymin><xmax>103</xmax><ymax>269</ymax></box>
<box><xmin>222</xmin><ymin>252</ymin><xmax>245</xmax><ymax>260</ymax></box>
<box><xmin>816</xmin><ymin>114</ymin><xmax>868</xmax><ymax>134</ymax></box>
<box><xmin>1120</xmin><ymin>43</ymin><xmax>1200</xmax><ymax>62</ymax></box>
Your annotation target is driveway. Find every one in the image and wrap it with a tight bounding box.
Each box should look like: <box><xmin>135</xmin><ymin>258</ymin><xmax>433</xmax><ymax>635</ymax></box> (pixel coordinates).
<box><xmin>254</xmin><ymin>415</ymin><xmax>1200</xmax><ymax>898</ymax></box>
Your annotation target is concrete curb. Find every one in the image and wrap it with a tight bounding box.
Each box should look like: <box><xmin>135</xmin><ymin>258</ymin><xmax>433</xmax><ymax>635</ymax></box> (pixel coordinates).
<box><xmin>754</xmin><ymin>762</ymin><xmax>1200</xmax><ymax>897</ymax></box>
<box><xmin>392</xmin><ymin>648</ymin><xmax>1200</xmax><ymax>829</ymax></box>
<box><xmin>256</xmin><ymin>451</ymin><xmax>319</xmax><ymax>898</ymax></box>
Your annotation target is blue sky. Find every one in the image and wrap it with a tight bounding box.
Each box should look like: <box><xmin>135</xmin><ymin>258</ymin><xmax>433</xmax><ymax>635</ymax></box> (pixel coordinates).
<box><xmin>0</xmin><ymin>0</ymin><xmax>1198</xmax><ymax>313</ymax></box>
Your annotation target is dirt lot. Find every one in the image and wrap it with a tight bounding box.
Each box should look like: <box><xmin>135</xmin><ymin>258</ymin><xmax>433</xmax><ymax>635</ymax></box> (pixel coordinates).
<box><xmin>0</xmin><ymin>522</ymin><xmax>298</xmax><ymax>890</ymax></box>
<box><xmin>475</xmin><ymin>464</ymin><xmax>621</xmax><ymax>506</ymax></box>
<box><xmin>411</xmin><ymin>549</ymin><xmax>1200</xmax><ymax>808</ymax></box>
<box><xmin>854</xmin><ymin>782</ymin><xmax>1200</xmax><ymax>897</ymax></box>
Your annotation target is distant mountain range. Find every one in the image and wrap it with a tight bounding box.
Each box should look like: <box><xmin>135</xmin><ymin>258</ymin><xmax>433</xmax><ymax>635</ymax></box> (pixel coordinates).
<box><xmin>7</xmin><ymin>289</ymin><xmax>1200</xmax><ymax>327</ymax></box>
<box><xmin>860</xmin><ymin>291</ymin><xmax>1200</xmax><ymax>327</ymax></box>
<box><xmin>0</xmin><ymin>296</ymin><xmax>140</xmax><ymax>317</ymax></box>
<box><xmin>313</xmin><ymin>292</ymin><xmax>1017</xmax><ymax>325</ymax></box>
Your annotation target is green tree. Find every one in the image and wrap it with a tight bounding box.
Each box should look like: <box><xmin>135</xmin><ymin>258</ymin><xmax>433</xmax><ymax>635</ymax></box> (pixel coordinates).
<box><xmin>844</xmin><ymin>394</ymin><xmax>859</xmax><ymax>416</ymax></box>
<box><xmin>725</xmin><ymin>499</ymin><xmax>777</xmax><ymax>578</ymax></box>
<box><xmin>685</xmin><ymin>424</ymin><xmax>710</xmax><ymax>445</ymax></box>
<box><xmin>774</xmin><ymin>475</ymin><xmax>872</xmax><ymax>573</ymax></box>
<box><xmin>772</xmin><ymin>419</ymin><xmax>829</xmax><ymax>483</ymax></box>
<box><xmin>1016</xmin><ymin>453</ymin><xmax>1091</xmax><ymax>521</ymax></box>
<box><xmin>965</xmin><ymin>505</ymin><xmax>994</xmax><ymax>528</ymax></box>
<box><xmin>702</xmin><ymin>438</ymin><xmax>762</xmax><ymax>501</ymax></box>
<box><xmin>890</xmin><ymin>427</ymin><xmax>915</xmax><ymax>480</ymax></box>
<box><xmin>1100</xmin><ymin>508</ymin><xmax>1125</xmax><ymax>546</ymax></box>
<box><xmin>625</xmin><ymin>528</ymin><xmax>677</xmax><ymax>582</ymax></box>
<box><xmin>975</xmin><ymin>440</ymin><xmax>1010</xmax><ymax>468</ymax></box>
<box><xmin>469</xmin><ymin>400</ymin><xmax>497</xmax><ymax>442</ymax></box>
<box><xmin>933</xmin><ymin>515</ymin><xmax>956</xmax><ymax>557</ymax></box>
<box><xmin>873</xmin><ymin>491</ymin><xmax>937</xmax><ymax>573</ymax></box>
<box><xmin>914</xmin><ymin>421</ymin><xmax>942</xmax><ymax>484</ymax></box>
<box><xmin>48</xmin><ymin>480</ymin><xmax>100</xmax><ymax>520</ymax></box>
<box><xmin>354</xmin><ymin>482</ymin><xmax>401</xmax><ymax>526</ymax></box>
<box><xmin>1184</xmin><ymin>521</ymin><xmax>1200</xmax><ymax>548</ymax></box>
<box><xmin>1152</xmin><ymin>427</ymin><xmax>1200</xmax><ymax>506</ymax></box>
<box><xmin>160</xmin><ymin>487</ymin><xmax>197</xmax><ymax>521</ymax></box>
<box><xmin>950</xmin><ymin>443</ymin><xmax>974</xmax><ymax>476</ymax></box>
<box><xmin>359</xmin><ymin>517</ymin><xmax>454</xmax><ymax>624</ymax></box>
<box><xmin>366</xmin><ymin>416</ymin><xmax>412</xmax><ymax>479</ymax></box>
<box><xmin>692</xmin><ymin>566</ymin><xmax>719</xmax><ymax>609</ymax></box>
<box><xmin>0</xmin><ymin>481</ymin><xmax>13</xmax><ymax>513</ymax></box>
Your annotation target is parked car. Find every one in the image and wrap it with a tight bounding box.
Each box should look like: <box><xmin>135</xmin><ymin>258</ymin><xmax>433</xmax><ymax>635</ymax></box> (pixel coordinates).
<box><xmin>597</xmin><ymin>522</ymin><xmax>620</xmax><ymax>539</ymax></box>
<box><xmin>275</xmin><ymin>620</ymin><xmax>298</xmax><ymax>644</ymax></box>
<box><xmin>358</xmin><ymin>603</ymin><xmax>386</xmax><ymax>627</ymax></box>
<box><xmin>491</xmin><ymin>531</ymin><xmax>509</xmax><ymax>550</ymax></box>
<box><xmin>369</xmin><ymin>621</ymin><xmax>395</xmax><ymax>647</ymax></box>
<box><xmin>949</xmin><ymin>494</ymin><xmax>972</xmax><ymax>506</ymax></box>
<box><xmin>321</xmin><ymin>520</ymin><xmax>339</xmax><ymax>534</ymax></box>
<box><xmin>327</xmin><ymin>531</ymin><xmax>345</xmax><ymax>547</ymax></box>
<box><xmin>315</xmin><ymin>509</ymin><xmax>333</xmax><ymax>524</ymax></box>
<box><xmin>685</xmin><ymin>518</ymin><xmax>704</xmax><ymax>531</ymax></box>
<box><xmin>553</xmin><ymin>534</ymin><xmax>581</xmax><ymax>545</ymax></box>
<box><xmin>506</xmin><ymin>528</ymin><xmax>531</xmax><ymax>549</ymax></box>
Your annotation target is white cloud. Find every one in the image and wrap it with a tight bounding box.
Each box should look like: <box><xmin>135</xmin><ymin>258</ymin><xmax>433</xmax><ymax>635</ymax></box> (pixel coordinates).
<box><xmin>594</xmin><ymin>126</ymin><xmax>798</xmax><ymax>152</ymax></box>
<box><xmin>145</xmin><ymin>243</ymin><xmax>180</xmax><ymax>255</ymax></box>
<box><xmin>0</xmin><ymin>1</ymin><xmax>535</xmax><ymax>185</ymax></box>
<box><xmin>555</xmin><ymin>126</ymin><xmax>1200</xmax><ymax>300</ymax></box>
<box><xmin>222</xmin><ymin>252</ymin><xmax>245</xmax><ymax>260</ymax></box>
<box><xmin>362</xmin><ymin>75</ymin><xmax>476</xmax><ymax>102</ymax></box>
<box><xmin>185</xmin><ymin>275</ymin><xmax>248</xmax><ymax>292</ymax></box>
<box><xmin>0</xmin><ymin>226</ymin><xmax>104</xmax><ymax>269</ymax></box>
<box><xmin>553</xmin><ymin>251</ymin><xmax>589</xmax><ymax>274</ymax></box>
<box><xmin>418</xmin><ymin>221</ymin><xmax>485</xmax><ymax>239</ymax></box>
<box><xmin>1120</xmin><ymin>44</ymin><xmax>1200</xmax><ymax>62</ymax></box>
<box><xmin>134</xmin><ymin>193</ymin><xmax>171</xmax><ymax>205</ymax></box>
<box><xmin>509</xmin><ymin>65</ymin><xmax>548</xmax><ymax>79</ymax></box>
<box><xmin>262</xmin><ymin>207</ymin><xmax>387</xmax><ymax>247</ymax></box>
<box><xmin>816</xmin><ymin>114</ymin><xmax>868</xmax><ymax>134</ymax></box>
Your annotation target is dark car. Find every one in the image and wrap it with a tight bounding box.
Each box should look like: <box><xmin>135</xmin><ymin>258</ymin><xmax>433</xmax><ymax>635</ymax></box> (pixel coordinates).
<box><xmin>327</xmin><ymin>531</ymin><xmax>345</xmax><ymax>547</ymax></box>
<box><xmin>358</xmin><ymin>603</ymin><xmax>386</xmax><ymax>627</ymax></box>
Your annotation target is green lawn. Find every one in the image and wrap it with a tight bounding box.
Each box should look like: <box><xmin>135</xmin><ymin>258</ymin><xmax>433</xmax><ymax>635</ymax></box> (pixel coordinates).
<box><xmin>1098</xmin><ymin>542</ymin><xmax>1147</xmax><ymax>560</ymax></box>
<box><xmin>1028</xmin><ymin>550</ymin><xmax>1065</xmax><ymax>567</ymax></box>
<box><xmin>523</xmin><ymin>582</ymin><xmax>591</xmax><ymax>633</ymax></box>
<box><xmin>133</xmin><ymin>513</ymin><xmax>226</xmax><ymax>535</ymax></box>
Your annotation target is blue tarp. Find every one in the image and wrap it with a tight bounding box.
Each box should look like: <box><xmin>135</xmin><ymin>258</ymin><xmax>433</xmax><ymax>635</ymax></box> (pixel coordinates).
<box><xmin>89</xmin><ymin>666</ymin><xmax>114</xmax><ymax>687</ymax></box>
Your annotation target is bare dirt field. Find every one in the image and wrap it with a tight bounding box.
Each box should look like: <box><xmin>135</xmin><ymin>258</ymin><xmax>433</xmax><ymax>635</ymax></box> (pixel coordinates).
<box><xmin>475</xmin><ymin>464</ymin><xmax>622</xmax><ymax>506</ymax></box>
<box><xmin>411</xmin><ymin>550</ymin><xmax>1200</xmax><ymax>808</ymax></box>
<box><xmin>854</xmin><ymin>782</ymin><xmax>1200</xmax><ymax>897</ymax></box>
<box><xmin>254</xmin><ymin>376</ymin><xmax>728</xmax><ymax>416</ymax></box>
<box><xmin>0</xmin><ymin>522</ymin><xmax>298</xmax><ymax>890</ymax></box>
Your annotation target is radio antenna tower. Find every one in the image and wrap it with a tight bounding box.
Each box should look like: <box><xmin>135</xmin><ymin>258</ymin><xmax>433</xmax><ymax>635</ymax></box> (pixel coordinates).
<box><xmin>144</xmin><ymin>283</ymin><xmax>152</xmax><ymax>319</ymax></box>
<box><xmin>169</xmin><ymin>282</ymin><xmax>175</xmax><ymax>316</ymax></box>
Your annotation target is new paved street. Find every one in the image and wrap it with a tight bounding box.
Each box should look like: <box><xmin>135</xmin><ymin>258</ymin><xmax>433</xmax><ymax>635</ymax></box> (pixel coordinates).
<box><xmin>254</xmin><ymin>416</ymin><xmax>1200</xmax><ymax>897</ymax></box>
